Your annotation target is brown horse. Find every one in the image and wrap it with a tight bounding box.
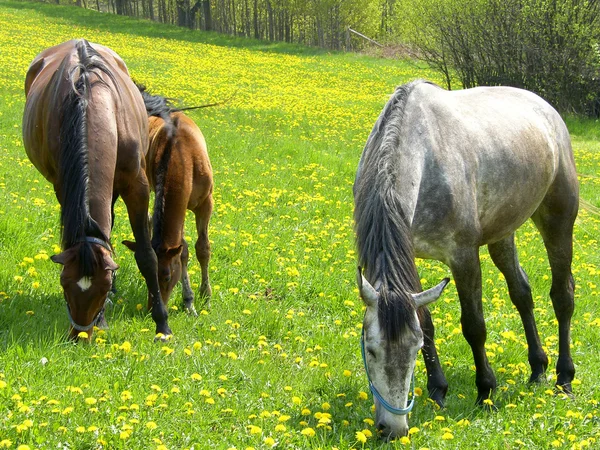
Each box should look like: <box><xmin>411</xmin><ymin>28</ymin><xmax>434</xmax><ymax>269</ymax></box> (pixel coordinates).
<box><xmin>123</xmin><ymin>87</ymin><xmax>213</xmax><ymax>315</ymax></box>
<box><xmin>22</xmin><ymin>39</ymin><xmax>171</xmax><ymax>339</ymax></box>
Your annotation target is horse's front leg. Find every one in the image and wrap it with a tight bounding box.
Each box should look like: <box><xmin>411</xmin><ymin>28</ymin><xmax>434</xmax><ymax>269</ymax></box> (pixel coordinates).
<box><xmin>451</xmin><ymin>248</ymin><xmax>496</xmax><ymax>404</ymax></box>
<box><xmin>419</xmin><ymin>305</ymin><xmax>448</xmax><ymax>407</ymax></box>
<box><xmin>419</xmin><ymin>306</ymin><xmax>448</xmax><ymax>408</ymax></box>
<box><xmin>121</xmin><ymin>174</ymin><xmax>172</xmax><ymax>338</ymax></box>
<box><xmin>180</xmin><ymin>238</ymin><xmax>197</xmax><ymax>316</ymax></box>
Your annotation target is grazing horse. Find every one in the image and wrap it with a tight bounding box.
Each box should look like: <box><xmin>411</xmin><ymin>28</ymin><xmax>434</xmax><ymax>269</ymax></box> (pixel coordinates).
<box><xmin>22</xmin><ymin>39</ymin><xmax>171</xmax><ymax>339</ymax></box>
<box><xmin>354</xmin><ymin>79</ymin><xmax>578</xmax><ymax>439</ymax></box>
<box><xmin>123</xmin><ymin>87</ymin><xmax>213</xmax><ymax>314</ymax></box>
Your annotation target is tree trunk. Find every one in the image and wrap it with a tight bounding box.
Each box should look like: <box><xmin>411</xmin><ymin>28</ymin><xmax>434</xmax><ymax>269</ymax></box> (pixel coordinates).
<box><xmin>202</xmin><ymin>0</ymin><xmax>212</xmax><ymax>30</ymax></box>
<box><xmin>253</xmin><ymin>0</ymin><xmax>259</xmax><ymax>38</ymax></box>
<box><xmin>266</xmin><ymin>0</ymin><xmax>274</xmax><ymax>40</ymax></box>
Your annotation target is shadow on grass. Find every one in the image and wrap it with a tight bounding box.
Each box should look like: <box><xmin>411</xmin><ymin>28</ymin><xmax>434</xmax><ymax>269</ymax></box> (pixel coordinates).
<box><xmin>0</xmin><ymin>292</ymin><xmax>67</xmax><ymax>350</ymax></box>
<box><xmin>6</xmin><ymin>0</ymin><xmax>331</xmax><ymax>57</ymax></box>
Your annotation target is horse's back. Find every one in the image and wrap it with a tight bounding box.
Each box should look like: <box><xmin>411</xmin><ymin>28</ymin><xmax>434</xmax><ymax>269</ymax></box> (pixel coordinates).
<box><xmin>23</xmin><ymin>40</ymin><xmax>147</xmax><ymax>185</ymax></box>
<box><xmin>376</xmin><ymin>81</ymin><xmax>577</xmax><ymax>260</ymax></box>
<box><xmin>147</xmin><ymin>112</ymin><xmax>212</xmax><ymax>211</ymax></box>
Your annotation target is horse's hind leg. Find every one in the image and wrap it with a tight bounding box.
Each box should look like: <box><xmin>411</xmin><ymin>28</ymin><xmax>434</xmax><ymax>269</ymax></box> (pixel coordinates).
<box><xmin>180</xmin><ymin>237</ymin><xmax>197</xmax><ymax>316</ymax></box>
<box><xmin>532</xmin><ymin>188</ymin><xmax>578</xmax><ymax>393</ymax></box>
<box><xmin>419</xmin><ymin>306</ymin><xmax>448</xmax><ymax>407</ymax></box>
<box><xmin>450</xmin><ymin>248</ymin><xmax>496</xmax><ymax>404</ymax></box>
<box><xmin>194</xmin><ymin>195</ymin><xmax>213</xmax><ymax>305</ymax></box>
<box><xmin>488</xmin><ymin>234</ymin><xmax>548</xmax><ymax>382</ymax></box>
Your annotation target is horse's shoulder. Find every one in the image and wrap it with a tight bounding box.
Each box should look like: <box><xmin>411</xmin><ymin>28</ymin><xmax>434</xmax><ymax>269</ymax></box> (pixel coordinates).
<box><xmin>87</xmin><ymin>42</ymin><xmax>131</xmax><ymax>77</ymax></box>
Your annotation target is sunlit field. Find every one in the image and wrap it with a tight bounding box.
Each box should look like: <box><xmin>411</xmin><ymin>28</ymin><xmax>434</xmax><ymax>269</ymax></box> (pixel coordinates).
<box><xmin>0</xmin><ymin>1</ymin><xmax>599</xmax><ymax>449</ymax></box>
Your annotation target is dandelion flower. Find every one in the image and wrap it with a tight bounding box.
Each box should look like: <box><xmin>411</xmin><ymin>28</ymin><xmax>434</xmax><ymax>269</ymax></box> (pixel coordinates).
<box><xmin>355</xmin><ymin>431</ymin><xmax>367</xmax><ymax>443</ymax></box>
<box><xmin>248</xmin><ymin>425</ymin><xmax>262</xmax><ymax>435</ymax></box>
<box><xmin>301</xmin><ymin>427</ymin><xmax>316</xmax><ymax>437</ymax></box>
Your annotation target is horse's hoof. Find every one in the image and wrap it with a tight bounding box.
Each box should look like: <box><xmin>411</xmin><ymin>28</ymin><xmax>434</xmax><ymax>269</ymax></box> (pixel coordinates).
<box><xmin>528</xmin><ymin>371</ymin><xmax>546</xmax><ymax>384</ymax></box>
<box><xmin>430</xmin><ymin>396</ymin><xmax>445</xmax><ymax>409</ymax></box>
<box><xmin>428</xmin><ymin>386</ymin><xmax>447</xmax><ymax>408</ymax></box>
<box><xmin>555</xmin><ymin>383</ymin><xmax>574</xmax><ymax>398</ymax></box>
<box><xmin>476</xmin><ymin>398</ymin><xmax>499</xmax><ymax>412</ymax></box>
<box><xmin>154</xmin><ymin>330</ymin><xmax>173</xmax><ymax>342</ymax></box>
<box><xmin>185</xmin><ymin>304</ymin><xmax>198</xmax><ymax>317</ymax></box>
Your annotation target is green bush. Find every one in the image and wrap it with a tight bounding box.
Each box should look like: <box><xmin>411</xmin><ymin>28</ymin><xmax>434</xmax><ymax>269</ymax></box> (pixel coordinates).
<box><xmin>401</xmin><ymin>0</ymin><xmax>600</xmax><ymax>116</ymax></box>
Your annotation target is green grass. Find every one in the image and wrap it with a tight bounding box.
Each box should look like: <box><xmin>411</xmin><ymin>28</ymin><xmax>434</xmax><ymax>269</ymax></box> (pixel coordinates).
<box><xmin>0</xmin><ymin>1</ymin><xmax>599</xmax><ymax>449</ymax></box>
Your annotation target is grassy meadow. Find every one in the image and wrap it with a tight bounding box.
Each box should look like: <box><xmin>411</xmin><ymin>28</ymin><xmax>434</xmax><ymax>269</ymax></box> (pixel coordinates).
<box><xmin>0</xmin><ymin>1</ymin><xmax>599</xmax><ymax>448</ymax></box>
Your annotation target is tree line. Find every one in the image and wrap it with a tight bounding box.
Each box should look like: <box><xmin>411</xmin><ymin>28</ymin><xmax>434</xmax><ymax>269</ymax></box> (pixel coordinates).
<box><xmin>67</xmin><ymin>0</ymin><xmax>385</xmax><ymax>51</ymax></box>
<box><xmin>47</xmin><ymin>0</ymin><xmax>600</xmax><ymax>115</ymax></box>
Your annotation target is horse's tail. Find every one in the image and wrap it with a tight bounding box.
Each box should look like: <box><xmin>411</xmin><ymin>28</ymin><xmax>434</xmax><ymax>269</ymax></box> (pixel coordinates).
<box><xmin>151</xmin><ymin>115</ymin><xmax>179</xmax><ymax>247</ymax></box>
<box><xmin>59</xmin><ymin>39</ymin><xmax>111</xmax><ymax>274</ymax></box>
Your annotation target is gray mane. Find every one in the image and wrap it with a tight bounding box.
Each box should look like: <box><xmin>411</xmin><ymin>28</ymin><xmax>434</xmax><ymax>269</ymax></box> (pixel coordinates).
<box><xmin>354</xmin><ymin>79</ymin><xmax>429</xmax><ymax>341</ymax></box>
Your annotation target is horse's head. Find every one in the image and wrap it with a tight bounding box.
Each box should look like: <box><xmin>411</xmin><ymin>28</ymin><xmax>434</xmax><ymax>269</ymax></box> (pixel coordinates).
<box><xmin>155</xmin><ymin>245</ymin><xmax>183</xmax><ymax>304</ymax></box>
<box><xmin>123</xmin><ymin>241</ymin><xmax>182</xmax><ymax>305</ymax></box>
<box><xmin>51</xmin><ymin>242</ymin><xmax>119</xmax><ymax>340</ymax></box>
<box><xmin>357</xmin><ymin>267</ymin><xmax>448</xmax><ymax>440</ymax></box>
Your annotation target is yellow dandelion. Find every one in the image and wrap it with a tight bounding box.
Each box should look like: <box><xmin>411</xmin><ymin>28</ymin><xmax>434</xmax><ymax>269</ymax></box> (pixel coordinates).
<box><xmin>248</xmin><ymin>425</ymin><xmax>262</xmax><ymax>435</ymax></box>
<box><xmin>301</xmin><ymin>427</ymin><xmax>316</xmax><ymax>437</ymax></box>
<box><xmin>77</xmin><ymin>331</ymin><xmax>89</xmax><ymax>339</ymax></box>
<box><xmin>120</xmin><ymin>341</ymin><xmax>132</xmax><ymax>352</ymax></box>
<box><xmin>146</xmin><ymin>421</ymin><xmax>158</xmax><ymax>430</ymax></box>
<box><xmin>442</xmin><ymin>432</ymin><xmax>454</xmax><ymax>440</ymax></box>
<box><xmin>355</xmin><ymin>431</ymin><xmax>367</xmax><ymax>443</ymax></box>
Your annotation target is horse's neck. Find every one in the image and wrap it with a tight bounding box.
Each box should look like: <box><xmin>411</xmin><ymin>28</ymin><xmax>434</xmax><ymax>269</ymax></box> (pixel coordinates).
<box><xmin>87</xmin><ymin>158</ymin><xmax>116</xmax><ymax>240</ymax></box>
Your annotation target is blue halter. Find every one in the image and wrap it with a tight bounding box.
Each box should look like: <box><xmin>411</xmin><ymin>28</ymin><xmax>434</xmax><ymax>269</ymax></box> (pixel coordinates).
<box><xmin>361</xmin><ymin>327</ymin><xmax>416</xmax><ymax>415</ymax></box>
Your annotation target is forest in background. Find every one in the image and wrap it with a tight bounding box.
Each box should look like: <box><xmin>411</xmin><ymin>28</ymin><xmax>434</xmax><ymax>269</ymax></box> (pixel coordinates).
<box><xmin>24</xmin><ymin>0</ymin><xmax>600</xmax><ymax>115</ymax></box>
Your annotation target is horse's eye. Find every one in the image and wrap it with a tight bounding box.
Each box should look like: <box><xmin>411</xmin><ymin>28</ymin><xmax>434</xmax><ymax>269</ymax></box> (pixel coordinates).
<box><xmin>367</xmin><ymin>348</ymin><xmax>377</xmax><ymax>359</ymax></box>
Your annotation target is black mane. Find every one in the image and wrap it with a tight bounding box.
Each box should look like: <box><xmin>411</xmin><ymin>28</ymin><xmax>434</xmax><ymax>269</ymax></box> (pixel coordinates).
<box><xmin>135</xmin><ymin>83</ymin><xmax>179</xmax><ymax>140</ymax></box>
<box><xmin>354</xmin><ymin>80</ymin><xmax>427</xmax><ymax>341</ymax></box>
<box><xmin>58</xmin><ymin>39</ymin><xmax>112</xmax><ymax>275</ymax></box>
<box><xmin>134</xmin><ymin>84</ymin><xmax>181</xmax><ymax>250</ymax></box>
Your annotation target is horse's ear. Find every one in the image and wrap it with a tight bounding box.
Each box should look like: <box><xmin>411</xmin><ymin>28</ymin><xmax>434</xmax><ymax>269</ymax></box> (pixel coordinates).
<box><xmin>412</xmin><ymin>278</ymin><xmax>450</xmax><ymax>308</ymax></box>
<box><xmin>51</xmin><ymin>252</ymin><xmax>67</xmax><ymax>265</ymax></box>
<box><xmin>51</xmin><ymin>248</ymin><xmax>76</xmax><ymax>266</ymax></box>
<box><xmin>122</xmin><ymin>240</ymin><xmax>137</xmax><ymax>252</ymax></box>
<box><xmin>165</xmin><ymin>245</ymin><xmax>183</xmax><ymax>259</ymax></box>
<box><xmin>357</xmin><ymin>266</ymin><xmax>378</xmax><ymax>307</ymax></box>
<box><xmin>103</xmin><ymin>253</ymin><xmax>119</xmax><ymax>271</ymax></box>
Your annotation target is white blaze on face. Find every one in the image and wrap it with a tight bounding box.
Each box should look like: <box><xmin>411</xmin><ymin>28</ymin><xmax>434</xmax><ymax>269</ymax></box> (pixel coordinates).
<box><xmin>77</xmin><ymin>276</ymin><xmax>93</xmax><ymax>292</ymax></box>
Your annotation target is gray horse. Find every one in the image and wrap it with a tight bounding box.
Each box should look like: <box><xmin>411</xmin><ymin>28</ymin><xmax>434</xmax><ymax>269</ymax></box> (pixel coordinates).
<box><xmin>354</xmin><ymin>79</ymin><xmax>578</xmax><ymax>440</ymax></box>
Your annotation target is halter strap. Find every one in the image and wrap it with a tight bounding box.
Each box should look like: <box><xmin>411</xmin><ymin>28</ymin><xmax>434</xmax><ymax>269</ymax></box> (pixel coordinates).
<box><xmin>64</xmin><ymin>237</ymin><xmax>114</xmax><ymax>333</ymax></box>
<box><xmin>66</xmin><ymin>301</ymin><xmax>106</xmax><ymax>332</ymax></box>
<box><xmin>361</xmin><ymin>327</ymin><xmax>416</xmax><ymax>415</ymax></box>
<box><xmin>80</xmin><ymin>236</ymin><xmax>112</xmax><ymax>252</ymax></box>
